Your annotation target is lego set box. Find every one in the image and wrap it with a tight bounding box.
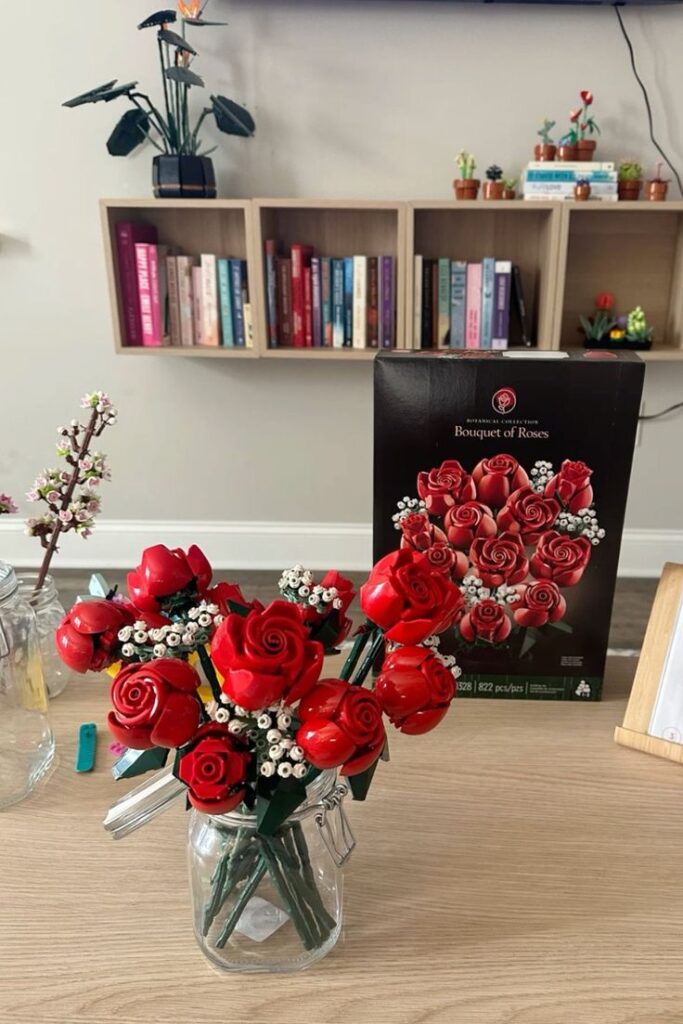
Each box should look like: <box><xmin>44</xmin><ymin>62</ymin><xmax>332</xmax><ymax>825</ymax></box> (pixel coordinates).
<box><xmin>373</xmin><ymin>350</ymin><xmax>645</xmax><ymax>700</ymax></box>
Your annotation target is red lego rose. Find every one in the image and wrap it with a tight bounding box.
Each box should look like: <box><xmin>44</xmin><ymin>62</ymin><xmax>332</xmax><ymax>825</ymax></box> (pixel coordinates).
<box><xmin>376</xmin><ymin>646</ymin><xmax>456</xmax><ymax>735</ymax></box>
<box><xmin>460</xmin><ymin>599</ymin><xmax>512</xmax><ymax>644</ymax></box>
<box><xmin>545</xmin><ymin>460</ymin><xmax>594</xmax><ymax>515</ymax></box>
<box><xmin>177</xmin><ymin>722</ymin><xmax>251</xmax><ymax>814</ymax></box>
<box><xmin>304</xmin><ymin>570</ymin><xmax>355</xmax><ymax>650</ymax></box>
<box><xmin>497</xmin><ymin>486</ymin><xmax>561</xmax><ymax>543</ymax></box>
<box><xmin>55</xmin><ymin>598</ymin><xmax>135</xmax><ymax>673</ymax></box>
<box><xmin>580</xmin><ymin>89</ymin><xmax>593</xmax><ymax>105</ymax></box>
<box><xmin>399</xmin><ymin>511</ymin><xmax>447</xmax><ymax>552</ymax></box>
<box><xmin>595</xmin><ymin>292</ymin><xmax>614</xmax><ymax>311</ymax></box>
<box><xmin>205</xmin><ymin>581</ymin><xmax>253</xmax><ymax>617</ymax></box>
<box><xmin>360</xmin><ymin>548</ymin><xmax>464</xmax><ymax>646</ymax></box>
<box><xmin>513</xmin><ymin>580</ymin><xmax>567</xmax><ymax>628</ymax></box>
<box><xmin>472</xmin><ymin>454</ymin><xmax>529</xmax><ymax>508</ymax></box>
<box><xmin>423</xmin><ymin>542</ymin><xmax>469</xmax><ymax>580</ymax></box>
<box><xmin>127</xmin><ymin>544</ymin><xmax>212</xmax><ymax>612</ymax></box>
<box><xmin>470</xmin><ymin>532</ymin><xmax>529</xmax><ymax>588</ymax></box>
<box><xmin>416</xmin><ymin>459</ymin><xmax>476</xmax><ymax>515</ymax></box>
<box><xmin>211</xmin><ymin>600</ymin><xmax>323</xmax><ymax>711</ymax></box>
<box><xmin>297</xmin><ymin>679</ymin><xmax>385</xmax><ymax>776</ymax></box>
<box><xmin>444</xmin><ymin>501</ymin><xmax>497</xmax><ymax>550</ymax></box>
<box><xmin>530</xmin><ymin>530</ymin><xmax>592</xmax><ymax>587</ymax></box>
<box><xmin>107</xmin><ymin>658</ymin><xmax>202</xmax><ymax>750</ymax></box>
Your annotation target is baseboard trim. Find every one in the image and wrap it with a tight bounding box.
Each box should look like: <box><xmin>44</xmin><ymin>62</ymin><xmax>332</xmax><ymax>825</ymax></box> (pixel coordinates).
<box><xmin>0</xmin><ymin>520</ymin><xmax>679</xmax><ymax>577</ymax></box>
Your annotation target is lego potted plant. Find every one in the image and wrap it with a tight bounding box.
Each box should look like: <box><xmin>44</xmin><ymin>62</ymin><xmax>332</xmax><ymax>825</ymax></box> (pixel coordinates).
<box><xmin>574</xmin><ymin>178</ymin><xmax>591</xmax><ymax>201</ymax></box>
<box><xmin>618</xmin><ymin>161</ymin><xmax>643</xmax><ymax>201</ymax></box>
<box><xmin>624</xmin><ymin>306</ymin><xmax>653</xmax><ymax>350</ymax></box>
<box><xmin>453</xmin><ymin>151</ymin><xmax>480</xmax><ymax>200</ymax></box>
<box><xmin>580</xmin><ymin>293</ymin><xmax>617</xmax><ymax>347</ymax></box>
<box><xmin>534</xmin><ymin>119</ymin><xmax>556</xmax><ymax>161</ymax></box>
<box><xmin>645</xmin><ymin>162</ymin><xmax>670</xmax><ymax>201</ymax></box>
<box><xmin>502</xmin><ymin>177</ymin><xmax>517</xmax><ymax>200</ymax></box>
<box><xmin>557</xmin><ymin>124</ymin><xmax>578</xmax><ymax>162</ymax></box>
<box><xmin>483</xmin><ymin>165</ymin><xmax>504</xmax><ymax>200</ymax></box>
<box><xmin>575</xmin><ymin>90</ymin><xmax>600</xmax><ymax>160</ymax></box>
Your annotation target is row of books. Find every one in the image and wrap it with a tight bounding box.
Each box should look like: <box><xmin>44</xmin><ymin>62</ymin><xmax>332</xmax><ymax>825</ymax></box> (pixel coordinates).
<box><xmin>264</xmin><ymin>242</ymin><xmax>396</xmax><ymax>348</ymax></box>
<box><xmin>523</xmin><ymin>160</ymin><xmax>618</xmax><ymax>202</ymax></box>
<box><xmin>413</xmin><ymin>257</ymin><xmax>531</xmax><ymax>349</ymax></box>
<box><xmin>115</xmin><ymin>222</ymin><xmax>252</xmax><ymax>348</ymax></box>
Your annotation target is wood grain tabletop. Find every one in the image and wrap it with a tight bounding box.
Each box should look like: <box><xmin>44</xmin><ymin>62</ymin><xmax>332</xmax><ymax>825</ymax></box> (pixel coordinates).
<box><xmin>3</xmin><ymin>657</ymin><xmax>683</xmax><ymax>1024</ymax></box>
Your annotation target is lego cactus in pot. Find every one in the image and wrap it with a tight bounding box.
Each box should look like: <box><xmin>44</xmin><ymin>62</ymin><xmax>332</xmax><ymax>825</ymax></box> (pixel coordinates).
<box><xmin>618</xmin><ymin>161</ymin><xmax>643</xmax><ymax>201</ymax></box>
<box><xmin>534</xmin><ymin>119</ymin><xmax>556</xmax><ymax>161</ymax></box>
<box><xmin>453</xmin><ymin>151</ymin><xmax>479</xmax><ymax>200</ymax></box>
<box><xmin>502</xmin><ymin>177</ymin><xmax>517</xmax><ymax>200</ymax></box>
<box><xmin>482</xmin><ymin>165</ymin><xmax>504</xmax><ymax>200</ymax></box>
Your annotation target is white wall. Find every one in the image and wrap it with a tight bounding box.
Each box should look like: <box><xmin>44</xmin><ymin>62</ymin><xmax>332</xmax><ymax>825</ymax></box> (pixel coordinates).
<box><xmin>1</xmin><ymin>0</ymin><xmax>683</xmax><ymax>571</ymax></box>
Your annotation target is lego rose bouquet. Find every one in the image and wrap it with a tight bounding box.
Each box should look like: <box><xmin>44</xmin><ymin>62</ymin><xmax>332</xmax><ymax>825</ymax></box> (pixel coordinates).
<box><xmin>392</xmin><ymin>453</ymin><xmax>604</xmax><ymax>655</ymax></box>
<box><xmin>56</xmin><ymin>541</ymin><xmax>462</xmax><ymax>956</ymax></box>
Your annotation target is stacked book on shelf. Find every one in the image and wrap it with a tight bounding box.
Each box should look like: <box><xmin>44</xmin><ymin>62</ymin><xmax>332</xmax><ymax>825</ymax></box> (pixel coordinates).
<box><xmin>413</xmin><ymin>256</ymin><xmax>531</xmax><ymax>349</ymax></box>
<box><xmin>523</xmin><ymin>161</ymin><xmax>618</xmax><ymax>202</ymax></box>
<box><xmin>115</xmin><ymin>222</ymin><xmax>252</xmax><ymax>348</ymax></box>
<box><xmin>264</xmin><ymin>241</ymin><xmax>396</xmax><ymax>349</ymax></box>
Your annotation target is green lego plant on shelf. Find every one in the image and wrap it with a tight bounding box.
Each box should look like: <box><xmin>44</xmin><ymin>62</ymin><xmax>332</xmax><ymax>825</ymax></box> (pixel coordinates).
<box><xmin>453</xmin><ymin>151</ymin><xmax>480</xmax><ymax>201</ymax></box>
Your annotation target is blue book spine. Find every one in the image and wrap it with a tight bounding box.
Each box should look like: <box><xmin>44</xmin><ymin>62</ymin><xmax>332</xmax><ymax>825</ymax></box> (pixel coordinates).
<box><xmin>526</xmin><ymin>169</ymin><xmax>615</xmax><ymax>182</ymax></box>
<box><xmin>343</xmin><ymin>257</ymin><xmax>354</xmax><ymax>347</ymax></box>
<box><xmin>217</xmin><ymin>259</ymin><xmax>234</xmax><ymax>347</ymax></box>
<box><xmin>230</xmin><ymin>259</ymin><xmax>245</xmax><ymax>347</ymax></box>
<box><xmin>265</xmin><ymin>240</ymin><xmax>277</xmax><ymax>347</ymax></box>
<box><xmin>311</xmin><ymin>256</ymin><xmax>323</xmax><ymax>347</ymax></box>
<box><xmin>480</xmin><ymin>257</ymin><xmax>496</xmax><ymax>350</ymax></box>
<box><xmin>321</xmin><ymin>257</ymin><xmax>332</xmax><ymax>347</ymax></box>
<box><xmin>492</xmin><ymin>260</ymin><xmax>512</xmax><ymax>350</ymax></box>
<box><xmin>332</xmin><ymin>259</ymin><xmax>344</xmax><ymax>348</ymax></box>
<box><xmin>449</xmin><ymin>261</ymin><xmax>467</xmax><ymax>349</ymax></box>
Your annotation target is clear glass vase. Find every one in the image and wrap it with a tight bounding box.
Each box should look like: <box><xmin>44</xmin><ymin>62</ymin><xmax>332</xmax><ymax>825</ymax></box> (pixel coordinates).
<box><xmin>187</xmin><ymin>770</ymin><xmax>353</xmax><ymax>973</ymax></box>
<box><xmin>17</xmin><ymin>573</ymin><xmax>70</xmax><ymax>699</ymax></box>
<box><xmin>0</xmin><ymin>562</ymin><xmax>55</xmax><ymax>809</ymax></box>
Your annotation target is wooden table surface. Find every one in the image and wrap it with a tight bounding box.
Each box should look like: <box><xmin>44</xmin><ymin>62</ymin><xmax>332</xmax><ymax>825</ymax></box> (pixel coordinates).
<box><xmin>3</xmin><ymin>657</ymin><xmax>683</xmax><ymax>1024</ymax></box>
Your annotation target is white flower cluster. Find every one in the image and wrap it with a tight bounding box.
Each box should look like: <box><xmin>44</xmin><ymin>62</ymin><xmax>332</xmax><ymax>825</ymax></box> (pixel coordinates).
<box><xmin>421</xmin><ymin>634</ymin><xmax>461</xmax><ymax>678</ymax></box>
<box><xmin>118</xmin><ymin>601</ymin><xmax>224</xmax><ymax>660</ymax></box>
<box><xmin>460</xmin><ymin>574</ymin><xmax>492</xmax><ymax>607</ymax></box>
<box><xmin>206</xmin><ymin>699</ymin><xmax>310</xmax><ymax>780</ymax></box>
<box><xmin>81</xmin><ymin>391</ymin><xmax>118</xmax><ymax>426</ymax></box>
<box><xmin>530</xmin><ymin>460</ymin><xmax>554</xmax><ymax>494</ymax></box>
<box><xmin>556</xmin><ymin>507</ymin><xmax>605</xmax><ymax>546</ymax></box>
<box><xmin>278</xmin><ymin>565</ymin><xmax>344</xmax><ymax>613</ymax></box>
<box><xmin>391</xmin><ymin>496</ymin><xmax>427</xmax><ymax>530</ymax></box>
<box><xmin>493</xmin><ymin>582</ymin><xmax>520</xmax><ymax>607</ymax></box>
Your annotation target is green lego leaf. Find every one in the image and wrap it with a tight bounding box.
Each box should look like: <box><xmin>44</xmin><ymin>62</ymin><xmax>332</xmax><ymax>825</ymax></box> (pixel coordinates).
<box><xmin>211</xmin><ymin>95</ymin><xmax>255</xmax><ymax>137</ymax></box>
<box><xmin>107</xmin><ymin>109</ymin><xmax>150</xmax><ymax>156</ymax></box>
<box><xmin>166</xmin><ymin>65</ymin><xmax>205</xmax><ymax>88</ymax></box>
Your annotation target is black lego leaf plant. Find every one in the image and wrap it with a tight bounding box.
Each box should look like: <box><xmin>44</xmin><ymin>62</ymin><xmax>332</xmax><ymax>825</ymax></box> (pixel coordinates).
<box><xmin>62</xmin><ymin>1</ymin><xmax>255</xmax><ymax>158</ymax></box>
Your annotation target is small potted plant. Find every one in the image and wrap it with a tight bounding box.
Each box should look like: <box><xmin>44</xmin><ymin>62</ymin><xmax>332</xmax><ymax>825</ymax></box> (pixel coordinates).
<box><xmin>624</xmin><ymin>306</ymin><xmax>653</xmax><ymax>350</ymax></box>
<box><xmin>483</xmin><ymin>165</ymin><xmax>504</xmax><ymax>200</ymax></box>
<box><xmin>574</xmin><ymin>177</ymin><xmax>591</xmax><ymax>201</ymax></box>
<box><xmin>453</xmin><ymin>151</ymin><xmax>480</xmax><ymax>200</ymax></box>
<box><xmin>645</xmin><ymin>162</ymin><xmax>670</xmax><ymax>201</ymax></box>
<box><xmin>575</xmin><ymin>90</ymin><xmax>600</xmax><ymax>160</ymax></box>
<box><xmin>580</xmin><ymin>293</ymin><xmax>617</xmax><ymax>347</ymax></box>
<box><xmin>502</xmin><ymin>177</ymin><xmax>517</xmax><ymax>200</ymax></box>
<box><xmin>534</xmin><ymin>119</ymin><xmax>556</xmax><ymax>161</ymax></box>
<box><xmin>557</xmin><ymin>125</ymin><xmax>578</xmax><ymax>162</ymax></box>
<box><xmin>618</xmin><ymin>161</ymin><xmax>643</xmax><ymax>201</ymax></box>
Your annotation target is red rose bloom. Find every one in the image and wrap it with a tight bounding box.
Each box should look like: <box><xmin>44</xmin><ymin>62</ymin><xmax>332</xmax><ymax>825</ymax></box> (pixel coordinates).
<box><xmin>513</xmin><ymin>580</ymin><xmax>567</xmax><ymax>628</ymax></box>
<box><xmin>177</xmin><ymin>722</ymin><xmax>250</xmax><ymax>814</ymax></box>
<box><xmin>360</xmin><ymin>548</ymin><xmax>464</xmax><ymax>645</ymax></box>
<box><xmin>376</xmin><ymin>646</ymin><xmax>456</xmax><ymax>735</ymax></box>
<box><xmin>445</xmin><ymin>501</ymin><xmax>497</xmax><ymax>550</ymax></box>
<box><xmin>545</xmin><ymin>460</ymin><xmax>594</xmax><ymax>515</ymax></box>
<box><xmin>530</xmin><ymin>530</ymin><xmax>592</xmax><ymax>587</ymax></box>
<box><xmin>595</xmin><ymin>292</ymin><xmax>614</xmax><ymax>311</ymax></box>
<box><xmin>497</xmin><ymin>486</ymin><xmax>560</xmax><ymax>543</ymax></box>
<box><xmin>460</xmin><ymin>599</ymin><xmax>512</xmax><ymax>644</ymax></box>
<box><xmin>470</xmin><ymin>531</ymin><xmax>529</xmax><ymax>588</ymax></box>
<box><xmin>297</xmin><ymin>679</ymin><xmax>385</xmax><ymax>776</ymax></box>
<box><xmin>416</xmin><ymin>459</ymin><xmax>476</xmax><ymax>515</ymax></box>
<box><xmin>304</xmin><ymin>570</ymin><xmax>355</xmax><ymax>649</ymax></box>
<box><xmin>570</xmin><ymin>108</ymin><xmax>581</xmax><ymax>123</ymax></box>
<box><xmin>55</xmin><ymin>599</ymin><xmax>135</xmax><ymax>673</ymax></box>
<box><xmin>211</xmin><ymin>600</ymin><xmax>323</xmax><ymax>711</ymax></box>
<box><xmin>107</xmin><ymin>658</ymin><xmax>202</xmax><ymax>750</ymax></box>
<box><xmin>472</xmin><ymin>454</ymin><xmax>529</xmax><ymax>508</ymax></box>
<box><xmin>205</xmin><ymin>581</ymin><xmax>253</xmax><ymax>616</ymax></box>
<box><xmin>399</xmin><ymin>511</ymin><xmax>447</xmax><ymax>552</ymax></box>
<box><xmin>580</xmin><ymin>89</ymin><xmax>593</xmax><ymax>105</ymax></box>
<box><xmin>423</xmin><ymin>542</ymin><xmax>469</xmax><ymax>580</ymax></box>
<box><xmin>127</xmin><ymin>544</ymin><xmax>212</xmax><ymax>612</ymax></box>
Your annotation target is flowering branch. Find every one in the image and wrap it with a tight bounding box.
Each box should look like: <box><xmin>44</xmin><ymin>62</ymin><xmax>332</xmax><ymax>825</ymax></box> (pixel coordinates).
<box><xmin>0</xmin><ymin>494</ymin><xmax>18</xmax><ymax>515</ymax></box>
<box><xmin>27</xmin><ymin>392</ymin><xmax>117</xmax><ymax>594</ymax></box>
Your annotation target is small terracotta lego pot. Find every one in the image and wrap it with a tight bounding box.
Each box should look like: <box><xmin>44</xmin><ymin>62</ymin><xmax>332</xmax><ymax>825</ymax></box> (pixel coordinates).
<box><xmin>576</xmin><ymin>139</ymin><xmax>596</xmax><ymax>161</ymax></box>
<box><xmin>453</xmin><ymin>179</ymin><xmax>480</xmax><ymax>200</ymax></box>
<box><xmin>645</xmin><ymin>180</ymin><xmax>669</xmax><ymax>201</ymax></box>
<box><xmin>502</xmin><ymin>188</ymin><xmax>517</xmax><ymax>200</ymax></box>
<box><xmin>557</xmin><ymin>144</ymin><xmax>578</xmax><ymax>162</ymax></box>
<box><xmin>618</xmin><ymin>180</ymin><xmax>642</xmax><ymax>201</ymax></box>
<box><xmin>574</xmin><ymin>182</ymin><xmax>591</xmax><ymax>202</ymax></box>
<box><xmin>533</xmin><ymin>144</ymin><xmax>556</xmax><ymax>162</ymax></box>
<box><xmin>482</xmin><ymin>181</ymin><xmax>504</xmax><ymax>200</ymax></box>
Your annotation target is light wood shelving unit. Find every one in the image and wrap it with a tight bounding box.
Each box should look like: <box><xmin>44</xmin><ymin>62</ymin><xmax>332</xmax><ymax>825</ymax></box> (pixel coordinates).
<box><xmin>101</xmin><ymin>197</ymin><xmax>683</xmax><ymax>361</ymax></box>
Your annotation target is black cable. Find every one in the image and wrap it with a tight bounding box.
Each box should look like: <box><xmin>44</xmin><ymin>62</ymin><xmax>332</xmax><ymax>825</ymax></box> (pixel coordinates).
<box><xmin>639</xmin><ymin>400</ymin><xmax>683</xmax><ymax>422</ymax></box>
<box><xmin>614</xmin><ymin>5</ymin><xmax>683</xmax><ymax>196</ymax></box>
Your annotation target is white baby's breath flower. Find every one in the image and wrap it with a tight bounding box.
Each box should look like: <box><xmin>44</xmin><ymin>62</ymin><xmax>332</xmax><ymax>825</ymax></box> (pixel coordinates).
<box><xmin>277</xmin><ymin>762</ymin><xmax>293</xmax><ymax>778</ymax></box>
<box><xmin>153</xmin><ymin>643</ymin><xmax>167</xmax><ymax>658</ymax></box>
<box><xmin>118</xmin><ymin>626</ymin><xmax>133</xmax><ymax>642</ymax></box>
<box><xmin>260</xmin><ymin>761</ymin><xmax>276</xmax><ymax>778</ymax></box>
<box><xmin>290</xmin><ymin>745</ymin><xmax>305</xmax><ymax>762</ymax></box>
<box><xmin>292</xmin><ymin>763</ymin><xmax>308</xmax><ymax>780</ymax></box>
<box><xmin>121</xmin><ymin>643</ymin><xmax>135</xmax><ymax>658</ymax></box>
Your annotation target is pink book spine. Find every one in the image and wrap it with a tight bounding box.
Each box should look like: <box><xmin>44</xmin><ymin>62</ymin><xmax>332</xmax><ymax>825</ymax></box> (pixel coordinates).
<box><xmin>465</xmin><ymin>263</ymin><xmax>482</xmax><ymax>349</ymax></box>
<box><xmin>147</xmin><ymin>246</ymin><xmax>163</xmax><ymax>346</ymax></box>
<box><xmin>135</xmin><ymin>243</ymin><xmax>156</xmax><ymax>347</ymax></box>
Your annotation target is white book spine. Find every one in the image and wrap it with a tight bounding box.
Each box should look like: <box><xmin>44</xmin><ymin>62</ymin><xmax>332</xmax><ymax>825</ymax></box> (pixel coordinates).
<box><xmin>352</xmin><ymin>255</ymin><xmax>367</xmax><ymax>349</ymax></box>
<box><xmin>413</xmin><ymin>254</ymin><xmax>423</xmax><ymax>349</ymax></box>
<box><xmin>192</xmin><ymin>266</ymin><xmax>204</xmax><ymax>346</ymax></box>
<box><xmin>176</xmin><ymin>257</ymin><xmax>196</xmax><ymax>347</ymax></box>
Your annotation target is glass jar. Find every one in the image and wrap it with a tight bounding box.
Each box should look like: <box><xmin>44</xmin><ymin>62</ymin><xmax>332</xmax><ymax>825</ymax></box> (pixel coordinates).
<box><xmin>188</xmin><ymin>770</ymin><xmax>354</xmax><ymax>973</ymax></box>
<box><xmin>17</xmin><ymin>573</ymin><xmax>70</xmax><ymax>699</ymax></box>
<box><xmin>0</xmin><ymin>562</ymin><xmax>55</xmax><ymax>809</ymax></box>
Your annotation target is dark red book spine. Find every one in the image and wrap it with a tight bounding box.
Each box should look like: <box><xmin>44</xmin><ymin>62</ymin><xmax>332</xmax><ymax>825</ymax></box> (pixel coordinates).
<box><xmin>290</xmin><ymin>244</ymin><xmax>313</xmax><ymax>347</ymax></box>
<box><xmin>367</xmin><ymin>256</ymin><xmax>379</xmax><ymax>348</ymax></box>
<box><xmin>303</xmin><ymin>267</ymin><xmax>313</xmax><ymax>347</ymax></box>
<box><xmin>276</xmin><ymin>257</ymin><xmax>292</xmax><ymax>347</ymax></box>
<box><xmin>115</xmin><ymin>222</ymin><xmax>158</xmax><ymax>346</ymax></box>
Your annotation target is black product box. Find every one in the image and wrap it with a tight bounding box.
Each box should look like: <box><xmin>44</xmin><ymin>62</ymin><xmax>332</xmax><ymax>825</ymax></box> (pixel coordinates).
<box><xmin>373</xmin><ymin>350</ymin><xmax>645</xmax><ymax>701</ymax></box>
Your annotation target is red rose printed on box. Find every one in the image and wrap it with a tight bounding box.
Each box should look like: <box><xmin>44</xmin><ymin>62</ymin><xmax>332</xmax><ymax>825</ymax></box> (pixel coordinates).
<box><xmin>472</xmin><ymin>454</ymin><xmax>529</xmax><ymax>508</ymax></box>
<box><xmin>417</xmin><ymin>459</ymin><xmax>476</xmax><ymax>515</ymax></box>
